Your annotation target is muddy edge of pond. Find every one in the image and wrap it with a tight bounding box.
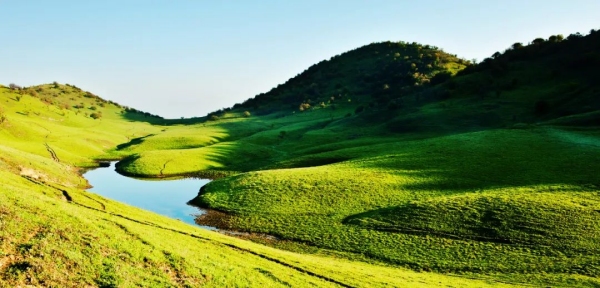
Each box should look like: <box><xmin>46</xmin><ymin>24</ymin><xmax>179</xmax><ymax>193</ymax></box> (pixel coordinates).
<box><xmin>189</xmin><ymin>185</ymin><xmax>280</xmax><ymax>242</ymax></box>
<box><xmin>192</xmin><ymin>208</ymin><xmax>279</xmax><ymax>242</ymax></box>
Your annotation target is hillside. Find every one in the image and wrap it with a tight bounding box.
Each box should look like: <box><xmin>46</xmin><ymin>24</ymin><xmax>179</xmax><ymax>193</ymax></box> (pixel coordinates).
<box><xmin>116</xmin><ymin>30</ymin><xmax>600</xmax><ymax>287</ymax></box>
<box><xmin>0</xmin><ymin>85</ymin><xmax>515</xmax><ymax>287</ymax></box>
<box><xmin>1</xmin><ymin>28</ymin><xmax>600</xmax><ymax>287</ymax></box>
<box><xmin>229</xmin><ymin>41</ymin><xmax>468</xmax><ymax>115</ymax></box>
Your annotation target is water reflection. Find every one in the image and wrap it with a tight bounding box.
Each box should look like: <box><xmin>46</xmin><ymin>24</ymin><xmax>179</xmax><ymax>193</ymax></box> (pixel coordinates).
<box><xmin>84</xmin><ymin>162</ymin><xmax>214</xmax><ymax>229</ymax></box>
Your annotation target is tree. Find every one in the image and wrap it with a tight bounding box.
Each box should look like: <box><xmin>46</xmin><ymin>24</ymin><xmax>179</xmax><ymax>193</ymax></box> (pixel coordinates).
<box><xmin>532</xmin><ymin>38</ymin><xmax>545</xmax><ymax>45</ymax></box>
<box><xmin>548</xmin><ymin>35</ymin><xmax>564</xmax><ymax>43</ymax></box>
<box><xmin>512</xmin><ymin>42</ymin><xmax>524</xmax><ymax>50</ymax></box>
<box><xmin>8</xmin><ymin>83</ymin><xmax>21</xmax><ymax>90</ymax></box>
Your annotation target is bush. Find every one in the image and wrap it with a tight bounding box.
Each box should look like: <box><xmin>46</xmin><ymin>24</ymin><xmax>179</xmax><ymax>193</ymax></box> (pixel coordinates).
<box><xmin>209</xmin><ymin>115</ymin><xmax>219</xmax><ymax>121</ymax></box>
<box><xmin>243</xmin><ymin>111</ymin><xmax>251</xmax><ymax>117</ymax></box>
<box><xmin>90</xmin><ymin>112</ymin><xmax>102</xmax><ymax>119</ymax></box>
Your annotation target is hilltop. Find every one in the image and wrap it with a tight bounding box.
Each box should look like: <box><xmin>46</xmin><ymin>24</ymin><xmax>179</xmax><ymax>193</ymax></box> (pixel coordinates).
<box><xmin>229</xmin><ymin>41</ymin><xmax>467</xmax><ymax>114</ymax></box>
<box><xmin>1</xmin><ymin>28</ymin><xmax>599</xmax><ymax>287</ymax></box>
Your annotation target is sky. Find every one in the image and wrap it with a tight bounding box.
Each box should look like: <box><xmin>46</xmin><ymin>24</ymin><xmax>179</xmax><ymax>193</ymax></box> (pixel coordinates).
<box><xmin>2</xmin><ymin>1</ymin><xmax>599</xmax><ymax>118</ymax></box>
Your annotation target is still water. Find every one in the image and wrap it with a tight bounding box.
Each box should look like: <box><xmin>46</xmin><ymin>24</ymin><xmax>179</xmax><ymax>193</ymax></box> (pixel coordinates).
<box><xmin>84</xmin><ymin>162</ymin><xmax>214</xmax><ymax>229</ymax></box>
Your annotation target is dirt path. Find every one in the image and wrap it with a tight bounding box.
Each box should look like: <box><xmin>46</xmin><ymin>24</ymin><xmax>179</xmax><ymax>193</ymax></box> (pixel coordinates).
<box><xmin>44</xmin><ymin>143</ymin><xmax>60</xmax><ymax>162</ymax></box>
<box><xmin>160</xmin><ymin>160</ymin><xmax>172</xmax><ymax>176</ymax></box>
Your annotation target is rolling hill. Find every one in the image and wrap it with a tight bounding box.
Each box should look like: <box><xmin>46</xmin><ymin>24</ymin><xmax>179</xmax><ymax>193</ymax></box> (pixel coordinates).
<box><xmin>1</xmin><ymin>28</ymin><xmax>600</xmax><ymax>287</ymax></box>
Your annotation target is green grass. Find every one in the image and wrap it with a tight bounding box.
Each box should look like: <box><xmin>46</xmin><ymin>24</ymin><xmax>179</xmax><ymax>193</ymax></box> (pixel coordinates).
<box><xmin>190</xmin><ymin>125</ymin><xmax>600</xmax><ymax>286</ymax></box>
<box><xmin>105</xmin><ymin>94</ymin><xmax>600</xmax><ymax>286</ymax></box>
<box><xmin>0</xmin><ymin>86</ymin><xmax>525</xmax><ymax>287</ymax></box>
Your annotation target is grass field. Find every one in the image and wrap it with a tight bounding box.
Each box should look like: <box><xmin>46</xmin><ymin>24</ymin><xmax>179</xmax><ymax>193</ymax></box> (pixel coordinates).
<box><xmin>0</xmin><ymin>85</ymin><xmax>530</xmax><ymax>287</ymax></box>
<box><xmin>92</xmin><ymin>92</ymin><xmax>600</xmax><ymax>286</ymax></box>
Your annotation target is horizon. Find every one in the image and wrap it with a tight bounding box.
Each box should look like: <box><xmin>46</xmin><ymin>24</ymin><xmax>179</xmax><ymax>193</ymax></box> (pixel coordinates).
<box><xmin>2</xmin><ymin>0</ymin><xmax>599</xmax><ymax>119</ymax></box>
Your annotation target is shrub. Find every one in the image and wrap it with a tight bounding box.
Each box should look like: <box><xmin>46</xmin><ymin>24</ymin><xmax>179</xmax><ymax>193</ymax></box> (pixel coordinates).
<box><xmin>90</xmin><ymin>112</ymin><xmax>102</xmax><ymax>119</ymax></box>
<box><xmin>243</xmin><ymin>111</ymin><xmax>251</xmax><ymax>117</ymax></box>
<box><xmin>278</xmin><ymin>131</ymin><xmax>287</xmax><ymax>139</ymax></box>
<box><xmin>209</xmin><ymin>115</ymin><xmax>219</xmax><ymax>121</ymax></box>
<box><xmin>89</xmin><ymin>106</ymin><xmax>97</xmax><ymax>111</ymax></box>
<box><xmin>0</xmin><ymin>107</ymin><xmax>6</xmax><ymax>124</ymax></box>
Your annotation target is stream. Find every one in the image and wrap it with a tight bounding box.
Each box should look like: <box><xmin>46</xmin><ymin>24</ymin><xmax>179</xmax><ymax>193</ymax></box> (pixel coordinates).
<box><xmin>83</xmin><ymin>162</ymin><xmax>216</xmax><ymax>230</ymax></box>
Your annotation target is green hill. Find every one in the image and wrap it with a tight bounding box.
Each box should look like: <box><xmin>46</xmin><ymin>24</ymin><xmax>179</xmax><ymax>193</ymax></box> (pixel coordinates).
<box><xmin>1</xmin><ymin>28</ymin><xmax>600</xmax><ymax>287</ymax></box>
<box><xmin>230</xmin><ymin>41</ymin><xmax>467</xmax><ymax>114</ymax></box>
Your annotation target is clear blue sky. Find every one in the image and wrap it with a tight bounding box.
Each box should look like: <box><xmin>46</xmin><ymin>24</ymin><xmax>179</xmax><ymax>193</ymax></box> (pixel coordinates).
<box><xmin>2</xmin><ymin>1</ymin><xmax>599</xmax><ymax>118</ymax></box>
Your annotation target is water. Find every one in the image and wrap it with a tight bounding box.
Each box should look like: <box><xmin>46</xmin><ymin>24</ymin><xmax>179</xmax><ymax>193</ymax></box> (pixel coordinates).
<box><xmin>83</xmin><ymin>162</ymin><xmax>214</xmax><ymax>229</ymax></box>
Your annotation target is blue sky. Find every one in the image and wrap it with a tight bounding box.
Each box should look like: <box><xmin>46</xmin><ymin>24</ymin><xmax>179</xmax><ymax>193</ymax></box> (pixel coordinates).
<box><xmin>2</xmin><ymin>1</ymin><xmax>599</xmax><ymax>118</ymax></box>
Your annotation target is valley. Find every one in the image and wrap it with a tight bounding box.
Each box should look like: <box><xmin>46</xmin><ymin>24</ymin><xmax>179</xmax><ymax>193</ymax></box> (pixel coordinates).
<box><xmin>1</xmin><ymin>29</ymin><xmax>600</xmax><ymax>287</ymax></box>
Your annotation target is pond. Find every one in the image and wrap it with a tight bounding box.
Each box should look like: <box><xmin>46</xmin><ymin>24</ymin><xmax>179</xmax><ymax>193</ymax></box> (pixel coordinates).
<box><xmin>83</xmin><ymin>162</ymin><xmax>215</xmax><ymax>230</ymax></box>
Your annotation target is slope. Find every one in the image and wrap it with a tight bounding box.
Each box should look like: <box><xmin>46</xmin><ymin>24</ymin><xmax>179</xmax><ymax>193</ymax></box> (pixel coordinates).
<box><xmin>0</xmin><ymin>86</ymin><xmax>518</xmax><ymax>287</ymax></box>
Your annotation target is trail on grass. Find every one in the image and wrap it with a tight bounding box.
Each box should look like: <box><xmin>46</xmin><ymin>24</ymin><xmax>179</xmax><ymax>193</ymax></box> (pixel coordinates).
<box><xmin>44</xmin><ymin>143</ymin><xmax>60</xmax><ymax>162</ymax></box>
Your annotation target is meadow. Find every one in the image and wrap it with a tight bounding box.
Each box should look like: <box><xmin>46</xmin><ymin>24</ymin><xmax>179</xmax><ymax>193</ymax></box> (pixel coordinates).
<box><xmin>1</xmin><ymin>31</ymin><xmax>600</xmax><ymax>287</ymax></box>
<box><xmin>0</xmin><ymin>86</ymin><xmax>523</xmax><ymax>287</ymax></box>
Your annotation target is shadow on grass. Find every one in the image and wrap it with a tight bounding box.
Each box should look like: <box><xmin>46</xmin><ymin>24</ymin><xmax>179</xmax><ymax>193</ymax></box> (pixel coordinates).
<box><xmin>118</xmin><ymin>110</ymin><xmax>208</xmax><ymax>125</ymax></box>
<box><xmin>354</xmin><ymin>129</ymin><xmax>600</xmax><ymax>194</ymax></box>
<box><xmin>116</xmin><ymin>134</ymin><xmax>155</xmax><ymax>150</ymax></box>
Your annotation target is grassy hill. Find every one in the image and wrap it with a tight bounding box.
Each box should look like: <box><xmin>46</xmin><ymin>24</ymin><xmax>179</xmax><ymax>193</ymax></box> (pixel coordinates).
<box><xmin>228</xmin><ymin>41</ymin><xmax>468</xmax><ymax>115</ymax></box>
<box><xmin>0</xmin><ymin>86</ymin><xmax>518</xmax><ymax>287</ymax></box>
<box><xmin>1</xmin><ymin>28</ymin><xmax>600</xmax><ymax>287</ymax></box>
